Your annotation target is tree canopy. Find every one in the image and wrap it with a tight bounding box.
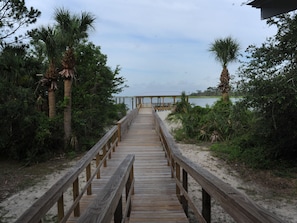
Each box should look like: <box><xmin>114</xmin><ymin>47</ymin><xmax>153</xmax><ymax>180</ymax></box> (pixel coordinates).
<box><xmin>209</xmin><ymin>36</ymin><xmax>240</xmax><ymax>68</ymax></box>
<box><xmin>0</xmin><ymin>3</ymin><xmax>127</xmax><ymax>164</ymax></box>
<box><xmin>209</xmin><ymin>36</ymin><xmax>240</xmax><ymax>101</ymax></box>
<box><xmin>237</xmin><ymin>13</ymin><xmax>297</xmax><ymax>160</ymax></box>
<box><xmin>0</xmin><ymin>0</ymin><xmax>40</xmax><ymax>47</ymax></box>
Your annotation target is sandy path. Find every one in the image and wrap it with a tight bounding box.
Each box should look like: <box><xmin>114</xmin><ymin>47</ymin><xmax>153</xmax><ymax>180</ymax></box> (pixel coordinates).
<box><xmin>0</xmin><ymin>111</ymin><xmax>296</xmax><ymax>222</ymax></box>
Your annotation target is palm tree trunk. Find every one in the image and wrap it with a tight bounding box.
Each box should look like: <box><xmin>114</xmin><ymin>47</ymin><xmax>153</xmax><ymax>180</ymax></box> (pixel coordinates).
<box><xmin>48</xmin><ymin>89</ymin><xmax>56</xmax><ymax>118</ymax></box>
<box><xmin>47</xmin><ymin>61</ymin><xmax>57</xmax><ymax>118</ymax></box>
<box><xmin>64</xmin><ymin>78</ymin><xmax>72</xmax><ymax>147</ymax></box>
<box><xmin>219</xmin><ymin>66</ymin><xmax>230</xmax><ymax>102</ymax></box>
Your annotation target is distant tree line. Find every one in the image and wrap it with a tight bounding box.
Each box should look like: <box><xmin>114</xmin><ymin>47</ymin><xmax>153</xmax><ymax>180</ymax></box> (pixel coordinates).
<box><xmin>0</xmin><ymin>0</ymin><xmax>127</xmax><ymax>164</ymax></box>
<box><xmin>189</xmin><ymin>86</ymin><xmax>241</xmax><ymax>97</ymax></box>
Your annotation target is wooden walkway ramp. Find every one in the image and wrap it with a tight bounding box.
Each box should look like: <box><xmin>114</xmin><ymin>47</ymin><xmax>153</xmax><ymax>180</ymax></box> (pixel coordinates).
<box><xmin>94</xmin><ymin>108</ymin><xmax>188</xmax><ymax>222</ymax></box>
<box><xmin>118</xmin><ymin>107</ymin><xmax>188</xmax><ymax>223</ymax></box>
<box><xmin>66</xmin><ymin>107</ymin><xmax>188</xmax><ymax>223</ymax></box>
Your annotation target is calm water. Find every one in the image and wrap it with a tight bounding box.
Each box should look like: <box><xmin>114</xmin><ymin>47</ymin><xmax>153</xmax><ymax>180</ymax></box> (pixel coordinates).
<box><xmin>115</xmin><ymin>96</ymin><xmax>239</xmax><ymax>111</ymax></box>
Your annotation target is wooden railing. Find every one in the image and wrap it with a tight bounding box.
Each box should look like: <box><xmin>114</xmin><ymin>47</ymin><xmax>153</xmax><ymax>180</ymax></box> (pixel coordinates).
<box><xmin>77</xmin><ymin>154</ymin><xmax>135</xmax><ymax>223</ymax></box>
<box><xmin>152</xmin><ymin>108</ymin><xmax>285</xmax><ymax>223</ymax></box>
<box><xmin>117</xmin><ymin>107</ymin><xmax>139</xmax><ymax>141</ymax></box>
<box><xmin>15</xmin><ymin>108</ymin><xmax>139</xmax><ymax>223</ymax></box>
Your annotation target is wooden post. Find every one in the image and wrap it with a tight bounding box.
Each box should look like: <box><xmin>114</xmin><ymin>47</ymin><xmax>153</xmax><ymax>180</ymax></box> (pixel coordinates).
<box><xmin>96</xmin><ymin>153</ymin><xmax>101</xmax><ymax>179</ymax></box>
<box><xmin>117</xmin><ymin>122</ymin><xmax>122</xmax><ymax>142</ymax></box>
<box><xmin>170</xmin><ymin>156</ymin><xmax>174</xmax><ymax>178</ymax></box>
<box><xmin>182</xmin><ymin>169</ymin><xmax>188</xmax><ymax>217</ymax></box>
<box><xmin>73</xmin><ymin>178</ymin><xmax>80</xmax><ymax>217</ymax></box>
<box><xmin>115</xmin><ymin>132</ymin><xmax>118</xmax><ymax>146</ymax></box>
<box><xmin>108</xmin><ymin>142</ymin><xmax>112</xmax><ymax>159</ymax></box>
<box><xmin>202</xmin><ymin>188</ymin><xmax>211</xmax><ymax>223</ymax></box>
<box><xmin>131</xmin><ymin>165</ymin><xmax>135</xmax><ymax>195</ymax></box>
<box><xmin>176</xmin><ymin>162</ymin><xmax>181</xmax><ymax>202</ymax></box>
<box><xmin>103</xmin><ymin>145</ymin><xmax>107</xmax><ymax>167</ymax></box>
<box><xmin>126</xmin><ymin>165</ymin><xmax>134</xmax><ymax>217</ymax></box>
<box><xmin>57</xmin><ymin>195</ymin><xmax>64</xmax><ymax>221</ymax></box>
<box><xmin>114</xmin><ymin>196</ymin><xmax>123</xmax><ymax>223</ymax></box>
<box><xmin>86</xmin><ymin>164</ymin><xmax>92</xmax><ymax>195</ymax></box>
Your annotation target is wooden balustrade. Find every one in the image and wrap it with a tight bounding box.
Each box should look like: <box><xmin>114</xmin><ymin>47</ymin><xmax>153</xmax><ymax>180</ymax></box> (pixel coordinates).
<box><xmin>117</xmin><ymin>107</ymin><xmax>139</xmax><ymax>141</ymax></box>
<box><xmin>15</xmin><ymin>108</ymin><xmax>139</xmax><ymax>223</ymax></box>
<box><xmin>152</xmin><ymin>108</ymin><xmax>285</xmax><ymax>223</ymax></box>
<box><xmin>77</xmin><ymin>154</ymin><xmax>135</xmax><ymax>223</ymax></box>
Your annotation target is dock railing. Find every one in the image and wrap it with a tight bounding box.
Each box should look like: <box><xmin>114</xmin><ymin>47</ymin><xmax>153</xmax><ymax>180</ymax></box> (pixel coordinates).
<box><xmin>77</xmin><ymin>154</ymin><xmax>135</xmax><ymax>223</ymax></box>
<box><xmin>117</xmin><ymin>107</ymin><xmax>139</xmax><ymax>141</ymax></box>
<box><xmin>15</xmin><ymin>108</ymin><xmax>139</xmax><ymax>223</ymax></box>
<box><xmin>153</xmin><ymin>108</ymin><xmax>284</xmax><ymax>223</ymax></box>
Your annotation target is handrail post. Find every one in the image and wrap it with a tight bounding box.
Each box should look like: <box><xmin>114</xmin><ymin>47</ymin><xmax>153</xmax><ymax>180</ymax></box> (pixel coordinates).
<box><xmin>86</xmin><ymin>163</ymin><xmax>92</xmax><ymax>195</ymax></box>
<box><xmin>57</xmin><ymin>195</ymin><xmax>64</xmax><ymax>221</ymax></box>
<box><xmin>182</xmin><ymin>169</ymin><xmax>188</xmax><ymax>217</ymax></box>
<box><xmin>73</xmin><ymin>177</ymin><xmax>80</xmax><ymax>217</ymax></box>
<box><xmin>103</xmin><ymin>145</ymin><xmax>107</xmax><ymax>167</ymax></box>
<box><xmin>117</xmin><ymin>122</ymin><xmax>122</xmax><ymax>141</ymax></box>
<box><xmin>96</xmin><ymin>153</ymin><xmax>101</xmax><ymax>179</ymax></box>
<box><xmin>202</xmin><ymin>188</ymin><xmax>211</xmax><ymax>223</ymax></box>
<box><xmin>114</xmin><ymin>196</ymin><xmax>123</xmax><ymax>223</ymax></box>
<box><xmin>176</xmin><ymin>162</ymin><xmax>181</xmax><ymax>202</ymax></box>
<box><xmin>108</xmin><ymin>141</ymin><xmax>112</xmax><ymax>159</ymax></box>
<box><xmin>171</xmin><ymin>156</ymin><xmax>174</xmax><ymax>177</ymax></box>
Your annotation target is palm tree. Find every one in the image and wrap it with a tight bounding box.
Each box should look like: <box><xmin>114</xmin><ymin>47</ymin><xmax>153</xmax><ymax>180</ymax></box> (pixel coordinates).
<box><xmin>209</xmin><ymin>36</ymin><xmax>240</xmax><ymax>101</ymax></box>
<box><xmin>54</xmin><ymin>8</ymin><xmax>95</xmax><ymax>147</ymax></box>
<box><xmin>31</xmin><ymin>26</ymin><xmax>59</xmax><ymax>118</ymax></box>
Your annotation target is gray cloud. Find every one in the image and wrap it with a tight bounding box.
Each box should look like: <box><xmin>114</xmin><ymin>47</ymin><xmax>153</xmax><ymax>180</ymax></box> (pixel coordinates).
<box><xmin>26</xmin><ymin>0</ymin><xmax>276</xmax><ymax>96</ymax></box>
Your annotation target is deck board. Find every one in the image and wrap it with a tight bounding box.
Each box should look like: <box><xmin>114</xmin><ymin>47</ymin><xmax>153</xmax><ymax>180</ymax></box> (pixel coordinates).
<box><xmin>67</xmin><ymin>107</ymin><xmax>188</xmax><ymax>223</ymax></box>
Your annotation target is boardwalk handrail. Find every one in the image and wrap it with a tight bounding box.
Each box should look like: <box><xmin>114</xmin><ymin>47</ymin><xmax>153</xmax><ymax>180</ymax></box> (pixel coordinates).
<box><xmin>15</xmin><ymin>126</ymin><xmax>118</xmax><ymax>223</ymax></box>
<box><xmin>77</xmin><ymin>154</ymin><xmax>135</xmax><ymax>223</ymax></box>
<box><xmin>117</xmin><ymin>107</ymin><xmax>139</xmax><ymax>141</ymax></box>
<box><xmin>153</xmin><ymin>109</ymin><xmax>284</xmax><ymax>223</ymax></box>
<box><xmin>15</xmin><ymin>108</ymin><xmax>139</xmax><ymax>223</ymax></box>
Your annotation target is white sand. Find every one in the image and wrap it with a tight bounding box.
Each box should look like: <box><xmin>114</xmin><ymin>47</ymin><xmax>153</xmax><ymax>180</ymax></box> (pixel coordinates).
<box><xmin>0</xmin><ymin>111</ymin><xmax>296</xmax><ymax>223</ymax></box>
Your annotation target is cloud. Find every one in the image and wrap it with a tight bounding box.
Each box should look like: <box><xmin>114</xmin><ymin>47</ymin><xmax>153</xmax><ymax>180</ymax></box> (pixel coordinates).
<box><xmin>25</xmin><ymin>0</ymin><xmax>277</xmax><ymax>96</ymax></box>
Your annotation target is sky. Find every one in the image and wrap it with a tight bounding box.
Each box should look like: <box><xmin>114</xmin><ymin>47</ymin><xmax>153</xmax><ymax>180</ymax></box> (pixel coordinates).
<box><xmin>25</xmin><ymin>0</ymin><xmax>277</xmax><ymax>96</ymax></box>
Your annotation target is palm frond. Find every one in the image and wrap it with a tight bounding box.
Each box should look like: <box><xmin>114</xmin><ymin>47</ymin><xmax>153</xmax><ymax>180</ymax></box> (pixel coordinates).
<box><xmin>209</xmin><ymin>36</ymin><xmax>240</xmax><ymax>67</ymax></box>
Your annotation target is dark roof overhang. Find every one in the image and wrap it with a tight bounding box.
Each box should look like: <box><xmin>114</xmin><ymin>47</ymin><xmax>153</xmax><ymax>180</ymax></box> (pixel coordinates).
<box><xmin>248</xmin><ymin>0</ymin><xmax>297</xmax><ymax>19</ymax></box>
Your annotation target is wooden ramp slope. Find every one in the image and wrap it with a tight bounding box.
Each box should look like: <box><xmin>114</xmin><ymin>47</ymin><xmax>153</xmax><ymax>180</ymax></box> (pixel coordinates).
<box><xmin>117</xmin><ymin>107</ymin><xmax>188</xmax><ymax>223</ymax></box>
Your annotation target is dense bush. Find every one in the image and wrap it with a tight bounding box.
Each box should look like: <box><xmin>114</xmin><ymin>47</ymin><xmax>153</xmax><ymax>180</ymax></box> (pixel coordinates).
<box><xmin>169</xmin><ymin>95</ymin><xmax>297</xmax><ymax>169</ymax></box>
<box><xmin>169</xmin><ymin>98</ymin><xmax>243</xmax><ymax>143</ymax></box>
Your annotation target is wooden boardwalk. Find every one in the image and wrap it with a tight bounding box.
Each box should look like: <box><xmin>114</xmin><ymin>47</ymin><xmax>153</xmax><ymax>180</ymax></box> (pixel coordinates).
<box><xmin>119</xmin><ymin>108</ymin><xmax>188</xmax><ymax>223</ymax></box>
<box><xmin>67</xmin><ymin>107</ymin><xmax>188</xmax><ymax>223</ymax></box>
<box><xmin>19</xmin><ymin>105</ymin><xmax>284</xmax><ymax>223</ymax></box>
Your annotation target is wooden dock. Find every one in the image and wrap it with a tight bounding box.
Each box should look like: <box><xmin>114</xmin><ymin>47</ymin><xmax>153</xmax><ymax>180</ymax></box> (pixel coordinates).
<box><xmin>119</xmin><ymin>108</ymin><xmax>188</xmax><ymax>223</ymax></box>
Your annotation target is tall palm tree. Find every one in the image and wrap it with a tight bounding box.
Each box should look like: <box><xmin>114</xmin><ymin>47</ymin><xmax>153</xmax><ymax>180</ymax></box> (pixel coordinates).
<box><xmin>31</xmin><ymin>26</ymin><xmax>59</xmax><ymax>118</ymax></box>
<box><xmin>54</xmin><ymin>8</ymin><xmax>95</xmax><ymax>147</ymax></box>
<box><xmin>209</xmin><ymin>36</ymin><xmax>240</xmax><ymax>101</ymax></box>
